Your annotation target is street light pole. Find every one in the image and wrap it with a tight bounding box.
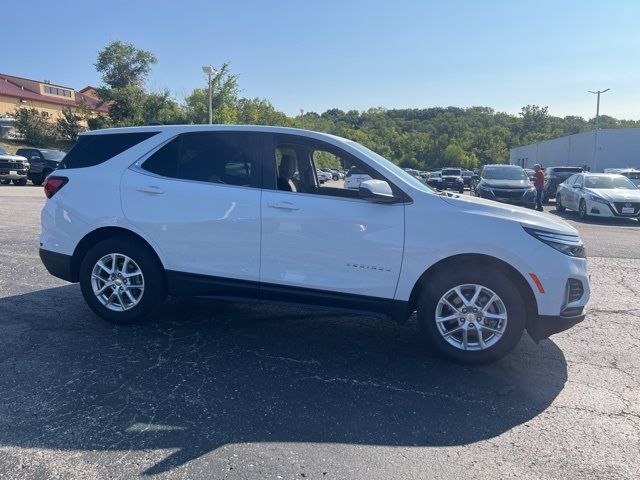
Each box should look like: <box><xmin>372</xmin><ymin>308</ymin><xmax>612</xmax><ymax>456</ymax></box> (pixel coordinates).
<box><xmin>201</xmin><ymin>65</ymin><xmax>217</xmax><ymax>125</ymax></box>
<box><xmin>588</xmin><ymin>88</ymin><xmax>610</xmax><ymax>130</ymax></box>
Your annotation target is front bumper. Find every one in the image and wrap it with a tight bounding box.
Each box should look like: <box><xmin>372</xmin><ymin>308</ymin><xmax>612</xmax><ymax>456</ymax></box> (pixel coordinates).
<box><xmin>0</xmin><ymin>170</ymin><xmax>28</xmax><ymax>180</ymax></box>
<box><xmin>585</xmin><ymin>199</ymin><xmax>640</xmax><ymax>218</ymax></box>
<box><xmin>477</xmin><ymin>189</ymin><xmax>536</xmax><ymax>207</ymax></box>
<box><xmin>529</xmin><ymin>311</ymin><xmax>586</xmax><ymax>342</ymax></box>
<box><xmin>39</xmin><ymin>248</ymin><xmax>76</xmax><ymax>282</ymax></box>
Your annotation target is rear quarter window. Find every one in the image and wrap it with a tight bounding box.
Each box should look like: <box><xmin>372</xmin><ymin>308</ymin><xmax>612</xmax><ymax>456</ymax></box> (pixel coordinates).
<box><xmin>59</xmin><ymin>132</ymin><xmax>158</xmax><ymax>169</ymax></box>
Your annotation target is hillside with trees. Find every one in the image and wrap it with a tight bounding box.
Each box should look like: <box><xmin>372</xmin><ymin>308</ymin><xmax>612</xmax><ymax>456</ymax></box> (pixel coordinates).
<box><xmin>13</xmin><ymin>41</ymin><xmax>640</xmax><ymax>169</ymax></box>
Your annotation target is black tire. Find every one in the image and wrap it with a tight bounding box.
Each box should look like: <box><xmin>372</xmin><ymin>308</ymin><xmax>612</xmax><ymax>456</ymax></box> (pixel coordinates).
<box><xmin>35</xmin><ymin>169</ymin><xmax>52</xmax><ymax>186</ymax></box>
<box><xmin>332</xmin><ymin>175</ymin><xmax>338</xmax><ymax>181</ymax></box>
<box><xmin>417</xmin><ymin>266</ymin><xmax>526</xmax><ymax>364</ymax></box>
<box><xmin>79</xmin><ymin>236</ymin><xmax>167</xmax><ymax>324</ymax></box>
<box><xmin>12</xmin><ymin>178</ymin><xmax>27</xmax><ymax>186</ymax></box>
<box><xmin>0</xmin><ymin>179</ymin><xmax>10</xmax><ymax>185</ymax></box>
<box><xmin>578</xmin><ymin>199</ymin><xmax>588</xmax><ymax>219</ymax></box>
<box><xmin>458</xmin><ymin>185</ymin><xmax>464</xmax><ymax>194</ymax></box>
<box><xmin>556</xmin><ymin>194</ymin><xmax>565</xmax><ymax>212</ymax></box>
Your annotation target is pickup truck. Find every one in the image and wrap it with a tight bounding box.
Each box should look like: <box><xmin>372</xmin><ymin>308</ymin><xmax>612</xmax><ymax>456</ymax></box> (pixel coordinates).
<box><xmin>0</xmin><ymin>146</ymin><xmax>29</xmax><ymax>186</ymax></box>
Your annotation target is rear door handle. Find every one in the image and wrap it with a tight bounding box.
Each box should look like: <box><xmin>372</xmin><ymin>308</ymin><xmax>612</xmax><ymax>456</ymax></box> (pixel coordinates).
<box><xmin>136</xmin><ymin>185</ymin><xmax>164</xmax><ymax>195</ymax></box>
<box><xmin>267</xmin><ymin>201</ymin><xmax>299</xmax><ymax>211</ymax></box>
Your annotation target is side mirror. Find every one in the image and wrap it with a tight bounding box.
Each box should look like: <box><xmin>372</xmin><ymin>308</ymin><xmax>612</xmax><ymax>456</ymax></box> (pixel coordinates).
<box><xmin>31</xmin><ymin>156</ymin><xmax>39</xmax><ymax>162</ymax></box>
<box><xmin>572</xmin><ymin>184</ymin><xmax>581</xmax><ymax>189</ymax></box>
<box><xmin>358</xmin><ymin>179</ymin><xmax>398</xmax><ymax>203</ymax></box>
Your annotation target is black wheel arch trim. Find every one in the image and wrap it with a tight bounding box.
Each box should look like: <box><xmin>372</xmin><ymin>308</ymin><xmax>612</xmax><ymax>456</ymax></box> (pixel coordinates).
<box><xmin>406</xmin><ymin>253</ymin><xmax>539</xmax><ymax>332</ymax></box>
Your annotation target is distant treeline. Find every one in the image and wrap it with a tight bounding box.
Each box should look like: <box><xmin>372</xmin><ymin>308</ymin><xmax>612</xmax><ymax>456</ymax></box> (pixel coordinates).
<box><xmin>16</xmin><ymin>40</ymin><xmax>640</xmax><ymax>169</ymax></box>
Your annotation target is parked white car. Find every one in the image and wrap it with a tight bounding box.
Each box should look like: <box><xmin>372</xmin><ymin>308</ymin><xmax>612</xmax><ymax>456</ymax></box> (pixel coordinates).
<box><xmin>344</xmin><ymin>166</ymin><xmax>372</xmax><ymax>190</ymax></box>
<box><xmin>316</xmin><ymin>169</ymin><xmax>331</xmax><ymax>183</ymax></box>
<box><xmin>605</xmin><ymin>168</ymin><xmax>640</xmax><ymax>187</ymax></box>
<box><xmin>40</xmin><ymin>125</ymin><xmax>589</xmax><ymax>364</ymax></box>
<box><xmin>556</xmin><ymin>173</ymin><xmax>640</xmax><ymax>220</ymax></box>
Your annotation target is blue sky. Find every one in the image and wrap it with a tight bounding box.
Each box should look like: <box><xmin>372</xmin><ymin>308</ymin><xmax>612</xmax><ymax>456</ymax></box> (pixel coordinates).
<box><xmin>4</xmin><ymin>0</ymin><xmax>639</xmax><ymax>119</ymax></box>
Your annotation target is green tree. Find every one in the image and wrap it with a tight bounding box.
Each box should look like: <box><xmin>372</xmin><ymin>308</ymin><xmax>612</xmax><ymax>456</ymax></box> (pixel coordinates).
<box><xmin>87</xmin><ymin>114</ymin><xmax>111</xmax><ymax>131</ymax></box>
<box><xmin>13</xmin><ymin>108</ymin><xmax>56</xmax><ymax>145</ymax></box>
<box><xmin>519</xmin><ymin>105</ymin><xmax>549</xmax><ymax>136</ymax></box>
<box><xmin>104</xmin><ymin>84</ymin><xmax>146</xmax><ymax>126</ymax></box>
<box><xmin>142</xmin><ymin>89</ymin><xmax>185</xmax><ymax>125</ymax></box>
<box><xmin>236</xmin><ymin>98</ymin><xmax>290</xmax><ymax>126</ymax></box>
<box><xmin>55</xmin><ymin>107</ymin><xmax>86</xmax><ymax>141</ymax></box>
<box><xmin>95</xmin><ymin>40</ymin><xmax>157</xmax><ymax>89</ymax></box>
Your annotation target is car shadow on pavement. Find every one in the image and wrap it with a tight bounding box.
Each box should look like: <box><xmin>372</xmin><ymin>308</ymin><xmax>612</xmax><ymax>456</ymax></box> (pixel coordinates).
<box><xmin>547</xmin><ymin>208</ymin><xmax>640</xmax><ymax>227</ymax></box>
<box><xmin>0</xmin><ymin>285</ymin><xmax>568</xmax><ymax>476</ymax></box>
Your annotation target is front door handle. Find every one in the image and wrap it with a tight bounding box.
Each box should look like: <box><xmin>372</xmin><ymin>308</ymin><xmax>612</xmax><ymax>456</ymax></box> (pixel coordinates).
<box><xmin>267</xmin><ymin>201</ymin><xmax>299</xmax><ymax>211</ymax></box>
<box><xmin>136</xmin><ymin>185</ymin><xmax>164</xmax><ymax>195</ymax></box>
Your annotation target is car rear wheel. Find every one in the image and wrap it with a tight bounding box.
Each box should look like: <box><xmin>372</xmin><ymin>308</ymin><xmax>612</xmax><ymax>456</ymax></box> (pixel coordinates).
<box><xmin>0</xmin><ymin>179</ymin><xmax>10</xmax><ymax>185</ymax></box>
<box><xmin>33</xmin><ymin>169</ymin><xmax>52</xmax><ymax>186</ymax></box>
<box><xmin>12</xmin><ymin>178</ymin><xmax>27</xmax><ymax>186</ymax></box>
<box><xmin>556</xmin><ymin>194</ymin><xmax>565</xmax><ymax>212</ymax></box>
<box><xmin>417</xmin><ymin>267</ymin><xmax>526</xmax><ymax>364</ymax></box>
<box><xmin>579</xmin><ymin>199</ymin><xmax>588</xmax><ymax>219</ymax></box>
<box><xmin>79</xmin><ymin>237</ymin><xmax>166</xmax><ymax>324</ymax></box>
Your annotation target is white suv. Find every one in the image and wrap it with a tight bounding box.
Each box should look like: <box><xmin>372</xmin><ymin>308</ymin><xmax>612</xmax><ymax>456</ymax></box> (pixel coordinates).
<box><xmin>40</xmin><ymin>126</ymin><xmax>589</xmax><ymax>363</ymax></box>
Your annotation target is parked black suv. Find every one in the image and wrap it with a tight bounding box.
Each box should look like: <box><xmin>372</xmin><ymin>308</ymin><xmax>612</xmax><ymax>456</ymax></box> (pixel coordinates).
<box><xmin>15</xmin><ymin>148</ymin><xmax>66</xmax><ymax>186</ymax></box>
<box><xmin>0</xmin><ymin>146</ymin><xmax>29</xmax><ymax>186</ymax></box>
<box><xmin>542</xmin><ymin>166</ymin><xmax>583</xmax><ymax>202</ymax></box>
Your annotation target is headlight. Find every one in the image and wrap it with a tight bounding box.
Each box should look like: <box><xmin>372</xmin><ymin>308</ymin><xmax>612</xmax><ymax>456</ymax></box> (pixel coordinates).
<box><xmin>589</xmin><ymin>194</ymin><xmax>608</xmax><ymax>205</ymax></box>
<box><xmin>478</xmin><ymin>184</ymin><xmax>493</xmax><ymax>194</ymax></box>
<box><xmin>523</xmin><ymin>226</ymin><xmax>586</xmax><ymax>258</ymax></box>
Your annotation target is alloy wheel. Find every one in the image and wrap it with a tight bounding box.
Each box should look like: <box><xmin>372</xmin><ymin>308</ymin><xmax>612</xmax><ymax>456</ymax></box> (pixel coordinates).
<box><xmin>91</xmin><ymin>253</ymin><xmax>145</xmax><ymax>311</ymax></box>
<box><xmin>579</xmin><ymin>200</ymin><xmax>587</xmax><ymax>218</ymax></box>
<box><xmin>435</xmin><ymin>284</ymin><xmax>508</xmax><ymax>351</ymax></box>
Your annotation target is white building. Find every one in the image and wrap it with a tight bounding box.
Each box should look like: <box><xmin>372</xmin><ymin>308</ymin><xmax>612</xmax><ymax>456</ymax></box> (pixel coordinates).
<box><xmin>510</xmin><ymin>128</ymin><xmax>640</xmax><ymax>172</ymax></box>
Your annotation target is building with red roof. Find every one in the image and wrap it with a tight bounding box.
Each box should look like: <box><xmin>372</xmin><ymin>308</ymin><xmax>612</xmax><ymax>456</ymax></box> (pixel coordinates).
<box><xmin>0</xmin><ymin>73</ymin><xmax>109</xmax><ymax>122</ymax></box>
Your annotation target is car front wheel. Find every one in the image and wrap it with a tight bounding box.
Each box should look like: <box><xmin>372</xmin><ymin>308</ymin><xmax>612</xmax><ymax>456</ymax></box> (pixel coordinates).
<box><xmin>579</xmin><ymin>199</ymin><xmax>588</xmax><ymax>219</ymax></box>
<box><xmin>79</xmin><ymin>237</ymin><xmax>166</xmax><ymax>324</ymax></box>
<box><xmin>417</xmin><ymin>267</ymin><xmax>526</xmax><ymax>364</ymax></box>
<box><xmin>556</xmin><ymin>194</ymin><xmax>565</xmax><ymax>212</ymax></box>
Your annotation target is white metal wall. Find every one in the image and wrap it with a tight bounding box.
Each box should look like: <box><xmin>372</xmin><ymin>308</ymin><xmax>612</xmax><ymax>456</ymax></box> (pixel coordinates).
<box><xmin>510</xmin><ymin>128</ymin><xmax>640</xmax><ymax>172</ymax></box>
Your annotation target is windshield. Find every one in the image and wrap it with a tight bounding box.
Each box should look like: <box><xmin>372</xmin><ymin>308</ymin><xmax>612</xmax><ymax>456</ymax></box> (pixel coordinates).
<box><xmin>585</xmin><ymin>175</ymin><xmax>637</xmax><ymax>190</ymax></box>
<box><xmin>442</xmin><ymin>169</ymin><xmax>461</xmax><ymax>176</ymax></box>
<box><xmin>482</xmin><ymin>166</ymin><xmax>528</xmax><ymax>180</ymax></box>
<box><xmin>346</xmin><ymin>140</ymin><xmax>435</xmax><ymax>194</ymax></box>
<box><xmin>622</xmin><ymin>171</ymin><xmax>640</xmax><ymax>179</ymax></box>
<box><xmin>40</xmin><ymin>150</ymin><xmax>66</xmax><ymax>161</ymax></box>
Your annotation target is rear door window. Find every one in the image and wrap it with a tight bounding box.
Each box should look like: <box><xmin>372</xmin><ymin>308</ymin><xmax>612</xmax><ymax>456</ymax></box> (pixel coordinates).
<box><xmin>141</xmin><ymin>132</ymin><xmax>263</xmax><ymax>188</ymax></box>
<box><xmin>60</xmin><ymin>132</ymin><xmax>158</xmax><ymax>169</ymax></box>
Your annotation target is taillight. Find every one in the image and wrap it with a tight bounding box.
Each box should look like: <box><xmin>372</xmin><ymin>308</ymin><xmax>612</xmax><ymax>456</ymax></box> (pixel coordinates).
<box><xmin>44</xmin><ymin>176</ymin><xmax>68</xmax><ymax>199</ymax></box>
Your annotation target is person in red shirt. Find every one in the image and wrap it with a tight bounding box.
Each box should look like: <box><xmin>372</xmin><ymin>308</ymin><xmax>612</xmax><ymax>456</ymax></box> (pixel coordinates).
<box><xmin>533</xmin><ymin>164</ymin><xmax>544</xmax><ymax>211</ymax></box>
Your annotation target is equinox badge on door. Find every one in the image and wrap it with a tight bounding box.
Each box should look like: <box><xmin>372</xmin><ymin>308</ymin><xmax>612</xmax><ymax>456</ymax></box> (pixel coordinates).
<box><xmin>346</xmin><ymin>262</ymin><xmax>391</xmax><ymax>272</ymax></box>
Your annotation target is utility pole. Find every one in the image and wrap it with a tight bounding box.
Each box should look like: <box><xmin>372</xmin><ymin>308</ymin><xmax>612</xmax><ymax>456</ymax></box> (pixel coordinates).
<box><xmin>588</xmin><ymin>88</ymin><xmax>610</xmax><ymax>130</ymax></box>
<box><xmin>201</xmin><ymin>66</ymin><xmax>217</xmax><ymax>124</ymax></box>
<box><xmin>588</xmin><ymin>88</ymin><xmax>609</xmax><ymax>172</ymax></box>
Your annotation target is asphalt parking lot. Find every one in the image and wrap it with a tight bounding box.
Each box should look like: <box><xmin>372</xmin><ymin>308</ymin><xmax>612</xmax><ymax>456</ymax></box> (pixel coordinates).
<box><xmin>0</xmin><ymin>185</ymin><xmax>639</xmax><ymax>479</ymax></box>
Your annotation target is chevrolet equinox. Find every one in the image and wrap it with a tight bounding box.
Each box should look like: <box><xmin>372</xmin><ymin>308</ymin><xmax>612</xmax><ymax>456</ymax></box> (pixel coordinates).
<box><xmin>40</xmin><ymin>126</ymin><xmax>589</xmax><ymax>363</ymax></box>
